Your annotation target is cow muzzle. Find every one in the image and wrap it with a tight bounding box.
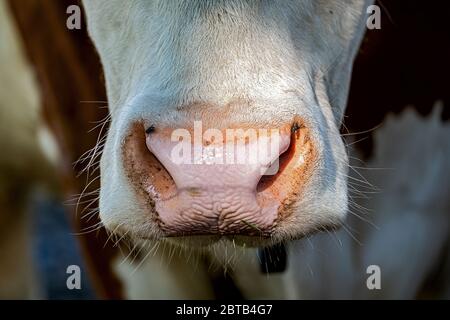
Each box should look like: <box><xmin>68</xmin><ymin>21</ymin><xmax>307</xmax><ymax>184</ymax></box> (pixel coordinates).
<box><xmin>123</xmin><ymin>120</ymin><xmax>316</xmax><ymax>238</ymax></box>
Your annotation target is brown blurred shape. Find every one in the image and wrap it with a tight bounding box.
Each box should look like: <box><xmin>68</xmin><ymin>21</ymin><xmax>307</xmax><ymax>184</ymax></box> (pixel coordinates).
<box><xmin>7</xmin><ymin>0</ymin><xmax>122</xmax><ymax>299</ymax></box>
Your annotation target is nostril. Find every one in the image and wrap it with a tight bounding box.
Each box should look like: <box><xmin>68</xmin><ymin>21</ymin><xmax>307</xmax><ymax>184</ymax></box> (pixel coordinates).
<box><xmin>257</xmin><ymin>131</ymin><xmax>296</xmax><ymax>192</ymax></box>
<box><xmin>257</xmin><ymin>121</ymin><xmax>312</xmax><ymax>195</ymax></box>
<box><xmin>146</xmin><ymin>151</ymin><xmax>178</xmax><ymax>199</ymax></box>
<box><xmin>123</xmin><ymin>124</ymin><xmax>177</xmax><ymax>201</ymax></box>
<box><xmin>291</xmin><ymin>122</ymin><xmax>301</xmax><ymax>134</ymax></box>
<box><xmin>145</xmin><ymin>125</ymin><xmax>156</xmax><ymax>135</ymax></box>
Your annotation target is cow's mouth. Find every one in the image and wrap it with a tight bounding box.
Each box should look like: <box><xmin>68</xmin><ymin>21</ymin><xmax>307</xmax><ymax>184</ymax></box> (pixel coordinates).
<box><xmin>122</xmin><ymin>120</ymin><xmax>316</xmax><ymax>240</ymax></box>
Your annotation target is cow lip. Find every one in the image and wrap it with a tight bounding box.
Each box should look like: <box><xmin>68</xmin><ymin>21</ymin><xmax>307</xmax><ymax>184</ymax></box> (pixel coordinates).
<box><xmin>160</xmin><ymin>226</ymin><xmax>275</xmax><ymax>238</ymax></box>
<box><xmin>134</xmin><ymin>234</ymin><xmax>276</xmax><ymax>248</ymax></box>
<box><xmin>127</xmin><ymin>227</ymin><xmax>316</xmax><ymax>248</ymax></box>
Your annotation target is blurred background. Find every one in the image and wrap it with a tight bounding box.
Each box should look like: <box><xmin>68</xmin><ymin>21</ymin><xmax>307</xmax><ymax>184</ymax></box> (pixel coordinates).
<box><xmin>0</xmin><ymin>0</ymin><xmax>449</xmax><ymax>299</ymax></box>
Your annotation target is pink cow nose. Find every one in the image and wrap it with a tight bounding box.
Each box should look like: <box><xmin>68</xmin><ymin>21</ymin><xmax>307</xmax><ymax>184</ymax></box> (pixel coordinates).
<box><xmin>123</xmin><ymin>121</ymin><xmax>315</xmax><ymax>237</ymax></box>
<box><xmin>146</xmin><ymin>128</ymin><xmax>291</xmax><ymax>192</ymax></box>
<box><xmin>145</xmin><ymin>126</ymin><xmax>291</xmax><ymax>236</ymax></box>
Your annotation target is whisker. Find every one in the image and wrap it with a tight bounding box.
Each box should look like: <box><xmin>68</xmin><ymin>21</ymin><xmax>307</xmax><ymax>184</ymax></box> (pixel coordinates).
<box><xmin>340</xmin><ymin>123</ymin><xmax>383</xmax><ymax>137</ymax></box>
